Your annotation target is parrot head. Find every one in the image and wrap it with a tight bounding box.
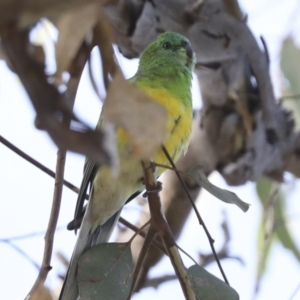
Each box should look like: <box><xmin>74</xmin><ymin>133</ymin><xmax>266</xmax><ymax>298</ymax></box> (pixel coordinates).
<box><xmin>138</xmin><ymin>32</ymin><xmax>196</xmax><ymax>74</ymax></box>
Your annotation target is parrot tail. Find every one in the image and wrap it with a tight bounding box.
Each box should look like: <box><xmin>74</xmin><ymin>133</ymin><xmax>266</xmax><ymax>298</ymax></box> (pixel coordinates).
<box><xmin>58</xmin><ymin>209</ymin><xmax>121</xmax><ymax>300</ymax></box>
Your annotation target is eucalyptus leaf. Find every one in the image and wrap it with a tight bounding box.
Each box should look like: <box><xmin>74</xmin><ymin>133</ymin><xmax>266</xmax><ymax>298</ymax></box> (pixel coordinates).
<box><xmin>256</xmin><ymin>177</ymin><xmax>273</xmax><ymax>206</ymax></box>
<box><xmin>280</xmin><ymin>37</ymin><xmax>300</xmax><ymax>128</ymax></box>
<box><xmin>255</xmin><ymin>177</ymin><xmax>300</xmax><ymax>294</ymax></box>
<box><xmin>187</xmin><ymin>265</ymin><xmax>239</xmax><ymax>300</ymax></box>
<box><xmin>256</xmin><ymin>177</ymin><xmax>300</xmax><ymax>261</ymax></box>
<box><xmin>77</xmin><ymin>242</ymin><xmax>133</xmax><ymax>300</ymax></box>
<box><xmin>275</xmin><ymin>194</ymin><xmax>300</xmax><ymax>262</ymax></box>
<box><xmin>281</xmin><ymin>37</ymin><xmax>300</xmax><ymax>95</ymax></box>
<box><xmin>189</xmin><ymin>166</ymin><xmax>250</xmax><ymax>212</ymax></box>
<box><xmin>255</xmin><ymin>177</ymin><xmax>275</xmax><ymax>283</ymax></box>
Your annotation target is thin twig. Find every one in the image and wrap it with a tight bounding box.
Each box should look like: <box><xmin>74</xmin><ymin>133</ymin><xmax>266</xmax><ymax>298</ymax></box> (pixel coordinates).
<box><xmin>2</xmin><ymin>240</ymin><xmax>40</xmax><ymax>270</ymax></box>
<box><xmin>143</xmin><ymin>274</ymin><xmax>178</xmax><ymax>289</ymax></box>
<box><xmin>120</xmin><ymin>218</ymin><xmax>167</xmax><ymax>255</ymax></box>
<box><xmin>0</xmin><ymin>135</ymin><xmax>80</xmax><ymax>194</ymax></box>
<box><xmin>289</xmin><ymin>281</ymin><xmax>300</xmax><ymax>300</ymax></box>
<box><xmin>127</xmin><ymin>219</ymin><xmax>168</xmax><ymax>256</ymax></box>
<box><xmin>2</xmin><ymin>133</ymin><xmax>227</xmax><ymax>288</ymax></box>
<box><xmin>27</xmin><ymin>150</ymin><xmax>66</xmax><ymax>297</ymax></box>
<box><xmin>27</xmin><ymin>41</ymin><xmax>89</xmax><ymax>298</ymax></box>
<box><xmin>141</xmin><ymin>160</ymin><xmax>196</xmax><ymax>300</ymax></box>
<box><xmin>0</xmin><ymin>136</ymin><xmax>158</xmax><ymax>248</ymax></box>
<box><xmin>161</xmin><ymin>145</ymin><xmax>229</xmax><ymax>284</ymax></box>
<box><xmin>2</xmin><ymin>133</ymin><xmax>228</xmax><ymax>288</ymax></box>
<box><xmin>175</xmin><ymin>242</ymin><xmax>198</xmax><ymax>266</ymax></box>
<box><xmin>0</xmin><ymin>226</ymin><xmax>65</xmax><ymax>242</ymax></box>
<box><xmin>127</xmin><ymin>226</ymin><xmax>157</xmax><ymax>299</ymax></box>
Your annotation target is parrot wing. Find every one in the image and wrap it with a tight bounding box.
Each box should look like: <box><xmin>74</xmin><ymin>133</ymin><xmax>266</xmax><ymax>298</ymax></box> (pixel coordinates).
<box><xmin>73</xmin><ymin>159</ymin><xmax>98</xmax><ymax>234</ymax></box>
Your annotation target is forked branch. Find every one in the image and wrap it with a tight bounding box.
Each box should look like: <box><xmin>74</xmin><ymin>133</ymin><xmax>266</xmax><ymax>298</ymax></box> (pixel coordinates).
<box><xmin>140</xmin><ymin>160</ymin><xmax>196</xmax><ymax>300</ymax></box>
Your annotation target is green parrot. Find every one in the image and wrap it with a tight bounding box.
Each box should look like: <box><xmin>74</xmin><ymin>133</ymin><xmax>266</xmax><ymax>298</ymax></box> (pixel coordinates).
<box><xmin>59</xmin><ymin>31</ymin><xmax>195</xmax><ymax>300</ymax></box>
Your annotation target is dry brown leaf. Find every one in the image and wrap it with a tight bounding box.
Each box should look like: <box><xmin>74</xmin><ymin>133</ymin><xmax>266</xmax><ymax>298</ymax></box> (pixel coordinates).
<box><xmin>27</xmin><ymin>284</ymin><xmax>53</xmax><ymax>300</ymax></box>
<box><xmin>103</xmin><ymin>72</ymin><xmax>167</xmax><ymax>159</ymax></box>
<box><xmin>54</xmin><ymin>3</ymin><xmax>100</xmax><ymax>82</ymax></box>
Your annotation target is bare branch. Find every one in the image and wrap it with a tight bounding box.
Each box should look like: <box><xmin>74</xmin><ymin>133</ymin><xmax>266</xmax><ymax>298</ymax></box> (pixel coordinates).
<box><xmin>141</xmin><ymin>160</ymin><xmax>196</xmax><ymax>300</ymax></box>
<box><xmin>0</xmin><ymin>135</ymin><xmax>79</xmax><ymax>194</ymax></box>
<box><xmin>2</xmin><ymin>29</ymin><xmax>110</xmax><ymax>164</ymax></box>
<box><xmin>161</xmin><ymin>145</ymin><xmax>229</xmax><ymax>285</ymax></box>
<box><xmin>128</xmin><ymin>226</ymin><xmax>157</xmax><ymax>299</ymax></box>
<box><xmin>0</xmin><ymin>226</ymin><xmax>65</xmax><ymax>242</ymax></box>
<box><xmin>289</xmin><ymin>281</ymin><xmax>300</xmax><ymax>300</ymax></box>
<box><xmin>2</xmin><ymin>240</ymin><xmax>40</xmax><ymax>270</ymax></box>
<box><xmin>27</xmin><ymin>39</ymin><xmax>89</xmax><ymax>298</ymax></box>
<box><xmin>27</xmin><ymin>149</ymin><xmax>66</xmax><ymax>298</ymax></box>
<box><xmin>120</xmin><ymin>118</ymin><xmax>218</xmax><ymax>291</ymax></box>
<box><xmin>0</xmin><ymin>135</ymin><xmax>156</xmax><ymax>248</ymax></box>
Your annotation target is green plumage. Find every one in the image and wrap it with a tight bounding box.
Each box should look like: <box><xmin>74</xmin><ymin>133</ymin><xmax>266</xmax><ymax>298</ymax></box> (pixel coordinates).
<box><xmin>59</xmin><ymin>32</ymin><xmax>195</xmax><ymax>300</ymax></box>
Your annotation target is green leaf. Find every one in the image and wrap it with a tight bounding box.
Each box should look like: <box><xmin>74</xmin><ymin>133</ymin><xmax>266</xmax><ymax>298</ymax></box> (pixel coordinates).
<box><xmin>77</xmin><ymin>242</ymin><xmax>134</xmax><ymax>300</ymax></box>
<box><xmin>274</xmin><ymin>195</ymin><xmax>300</xmax><ymax>262</ymax></box>
<box><xmin>256</xmin><ymin>177</ymin><xmax>273</xmax><ymax>206</ymax></box>
<box><xmin>187</xmin><ymin>265</ymin><xmax>239</xmax><ymax>300</ymax></box>
<box><xmin>281</xmin><ymin>37</ymin><xmax>300</xmax><ymax>95</ymax></box>
<box><xmin>255</xmin><ymin>177</ymin><xmax>300</xmax><ymax>294</ymax></box>
<box><xmin>280</xmin><ymin>37</ymin><xmax>300</xmax><ymax>128</ymax></box>
<box><xmin>256</xmin><ymin>177</ymin><xmax>300</xmax><ymax>261</ymax></box>
<box><xmin>189</xmin><ymin>166</ymin><xmax>250</xmax><ymax>212</ymax></box>
<box><xmin>254</xmin><ymin>178</ymin><xmax>275</xmax><ymax>293</ymax></box>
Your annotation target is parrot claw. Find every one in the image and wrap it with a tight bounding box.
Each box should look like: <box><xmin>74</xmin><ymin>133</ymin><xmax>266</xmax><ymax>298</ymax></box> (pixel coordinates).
<box><xmin>142</xmin><ymin>181</ymin><xmax>163</xmax><ymax>197</ymax></box>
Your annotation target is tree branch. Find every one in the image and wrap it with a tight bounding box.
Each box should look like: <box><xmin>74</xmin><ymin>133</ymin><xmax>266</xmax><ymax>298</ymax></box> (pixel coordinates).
<box><xmin>141</xmin><ymin>160</ymin><xmax>196</xmax><ymax>300</ymax></box>
<box><xmin>0</xmin><ymin>135</ymin><xmax>80</xmax><ymax>195</ymax></box>
<box><xmin>26</xmin><ymin>41</ymin><xmax>88</xmax><ymax>298</ymax></box>
<box><xmin>2</xmin><ymin>29</ymin><xmax>110</xmax><ymax>164</ymax></box>
<box><xmin>2</xmin><ymin>240</ymin><xmax>40</xmax><ymax>271</ymax></box>
<box><xmin>27</xmin><ymin>149</ymin><xmax>66</xmax><ymax>298</ymax></box>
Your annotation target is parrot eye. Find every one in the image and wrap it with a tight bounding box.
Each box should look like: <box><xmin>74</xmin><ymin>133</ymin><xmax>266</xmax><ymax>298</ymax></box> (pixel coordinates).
<box><xmin>162</xmin><ymin>42</ymin><xmax>172</xmax><ymax>49</ymax></box>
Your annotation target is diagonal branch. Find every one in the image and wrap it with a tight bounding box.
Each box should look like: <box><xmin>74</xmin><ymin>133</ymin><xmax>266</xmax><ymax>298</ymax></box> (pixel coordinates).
<box><xmin>0</xmin><ymin>135</ymin><xmax>79</xmax><ymax>194</ymax></box>
<box><xmin>161</xmin><ymin>145</ymin><xmax>229</xmax><ymax>284</ymax></box>
<box><xmin>0</xmin><ymin>136</ymin><xmax>157</xmax><ymax>245</ymax></box>
<box><xmin>2</xmin><ymin>240</ymin><xmax>40</xmax><ymax>271</ymax></box>
<box><xmin>127</xmin><ymin>225</ymin><xmax>157</xmax><ymax>299</ymax></box>
<box><xmin>141</xmin><ymin>160</ymin><xmax>196</xmax><ymax>300</ymax></box>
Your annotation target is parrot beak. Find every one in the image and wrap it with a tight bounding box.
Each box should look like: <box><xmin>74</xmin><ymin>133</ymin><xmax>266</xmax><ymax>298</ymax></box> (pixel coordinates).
<box><xmin>184</xmin><ymin>43</ymin><xmax>193</xmax><ymax>60</ymax></box>
<box><xmin>182</xmin><ymin>41</ymin><xmax>195</xmax><ymax>69</ymax></box>
<box><xmin>181</xmin><ymin>40</ymin><xmax>193</xmax><ymax>59</ymax></box>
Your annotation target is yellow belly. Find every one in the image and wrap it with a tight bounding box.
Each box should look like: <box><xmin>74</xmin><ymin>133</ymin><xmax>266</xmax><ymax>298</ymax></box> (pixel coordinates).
<box><xmin>118</xmin><ymin>86</ymin><xmax>192</xmax><ymax>173</ymax></box>
<box><xmin>91</xmin><ymin>86</ymin><xmax>192</xmax><ymax>227</ymax></box>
